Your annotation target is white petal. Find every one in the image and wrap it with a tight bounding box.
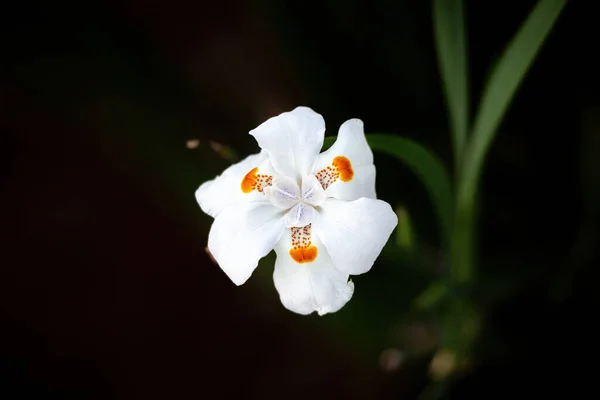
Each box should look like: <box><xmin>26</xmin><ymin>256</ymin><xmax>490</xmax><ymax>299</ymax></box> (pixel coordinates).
<box><xmin>301</xmin><ymin>174</ymin><xmax>326</xmax><ymax>207</ymax></box>
<box><xmin>249</xmin><ymin>107</ymin><xmax>325</xmax><ymax>180</ymax></box>
<box><xmin>195</xmin><ymin>151</ymin><xmax>270</xmax><ymax>218</ymax></box>
<box><xmin>313</xmin><ymin>198</ymin><xmax>397</xmax><ymax>275</ymax></box>
<box><xmin>325</xmin><ymin>165</ymin><xmax>376</xmax><ymax>201</ymax></box>
<box><xmin>284</xmin><ymin>203</ymin><xmax>315</xmax><ymax>227</ymax></box>
<box><xmin>264</xmin><ymin>176</ymin><xmax>300</xmax><ymax>209</ymax></box>
<box><xmin>208</xmin><ymin>202</ymin><xmax>285</xmax><ymax>285</ymax></box>
<box><xmin>273</xmin><ymin>232</ymin><xmax>354</xmax><ymax>316</ymax></box>
<box><xmin>314</xmin><ymin>119</ymin><xmax>376</xmax><ymax>200</ymax></box>
<box><xmin>326</xmin><ymin>119</ymin><xmax>373</xmax><ymax>166</ymax></box>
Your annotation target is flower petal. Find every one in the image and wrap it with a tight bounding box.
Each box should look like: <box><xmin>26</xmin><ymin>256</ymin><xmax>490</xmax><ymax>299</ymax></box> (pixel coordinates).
<box><xmin>314</xmin><ymin>119</ymin><xmax>376</xmax><ymax>200</ymax></box>
<box><xmin>195</xmin><ymin>151</ymin><xmax>270</xmax><ymax>218</ymax></box>
<box><xmin>264</xmin><ymin>176</ymin><xmax>300</xmax><ymax>210</ymax></box>
<box><xmin>284</xmin><ymin>203</ymin><xmax>314</xmax><ymax>227</ymax></box>
<box><xmin>313</xmin><ymin>198</ymin><xmax>397</xmax><ymax>275</ymax></box>
<box><xmin>249</xmin><ymin>107</ymin><xmax>325</xmax><ymax>180</ymax></box>
<box><xmin>301</xmin><ymin>174</ymin><xmax>326</xmax><ymax>207</ymax></box>
<box><xmin>208</xmin><ymin>202</ymin><xmax>285</xmax><ymax>285</ymax></box>
<box><xmin>325</xmin><ymin>165</ymin><xmax>376</xmax><ymax>201</ymax></box>
<box><xmin>273</xmin><ymin>231</ymin><xmax>354</xmax><ymax>316</ymax></box>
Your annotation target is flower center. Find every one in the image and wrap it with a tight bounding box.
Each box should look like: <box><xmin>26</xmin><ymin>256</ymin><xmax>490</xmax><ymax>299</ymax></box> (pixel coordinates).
<box><xmin>262</xmin><ymin>174</ymin><xmax>326</xmax><ymax>228</ymax></box>
<box><xmin>239</xmin><ymin>168</ymin><xmax>329</xmax><ymax>264</ymax></box>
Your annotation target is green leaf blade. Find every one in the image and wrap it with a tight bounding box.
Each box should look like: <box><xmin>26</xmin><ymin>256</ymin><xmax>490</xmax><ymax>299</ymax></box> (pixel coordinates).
<box><xmin>460</xmin><ymin>0</ymin><xmax>568</xmax><ymax>203</ymax></box>
<box><xmin>433</xmin><ymin>0</ymin><xmax>469</xmax><ymax>167</ymax></box>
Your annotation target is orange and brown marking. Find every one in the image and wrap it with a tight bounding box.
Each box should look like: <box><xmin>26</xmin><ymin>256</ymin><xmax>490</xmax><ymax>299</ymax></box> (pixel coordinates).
<box><xmin>332</xmin><ymin>156</ymin><xmax>353</xmax><ymax>181</ymax></box>
<box><xmin>316</xmin><ymin>156</ymin><xmax>353</xmax><ymax>189</ymax></box>
<box><xmin>241</xmin><ymin>167</ymin><xmax>273</xmax><ymax>193</ymax></box>
<box><xmin>289</xmin><ymin>224</ymin><xmax>318</xmax><ymax>263</ymax></box>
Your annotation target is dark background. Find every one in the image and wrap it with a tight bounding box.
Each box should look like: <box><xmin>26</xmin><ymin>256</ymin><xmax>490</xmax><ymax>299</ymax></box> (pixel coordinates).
<box><xmin>1</xmin><ymin>0</ymin><xmax>597</xmax><ymax>398</ymax></box>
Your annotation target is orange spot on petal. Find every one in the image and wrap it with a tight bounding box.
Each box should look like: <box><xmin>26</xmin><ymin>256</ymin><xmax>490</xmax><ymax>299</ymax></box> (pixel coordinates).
<box><xmin>333</xmin><ymin>156</ymin><xmax>353</xmax><ymax>182</ymax></box>
<box><xmin>289</xmin><ymin>246</ymin><xmax>318</xmax><ymax>263</ymax></box>
<box><xmin>241</xmin><ymin>168</ymin><xmax>258</xmax><ymax>193</ymax></box>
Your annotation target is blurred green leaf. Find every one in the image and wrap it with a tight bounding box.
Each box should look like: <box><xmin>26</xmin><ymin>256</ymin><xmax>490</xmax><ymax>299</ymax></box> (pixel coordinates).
<box><xmin>374</xmin><ymin>134</ymin><xmax>452</xmax><ymax>250</ymax></box>
<box><xmin>459</xmin><ymin>0</ymin><xmax>567</xmax><ymax>205</ymax></box>
<box><xmin>433</xmin><ymin>0</ymin><xmax>469</xmax><ymax>166</ymax></box>
<box><xmin>413</xmin><ymin>281</ymin><xmax>448</xmax><ymax>310</ymax></box>
<box><xmin>395</xmin><ymin>204</ymin><xmax>416</xmax><ymax>252</ymax></box>
<box><xmin>324</xmin><ymin>134</ymin><xmax>452</xmax><ymax>249</ymax></box>
<box><xmin>449</xmin><ymin>0</ymin><xmax>567</xmax><ymax>287</ymax></box>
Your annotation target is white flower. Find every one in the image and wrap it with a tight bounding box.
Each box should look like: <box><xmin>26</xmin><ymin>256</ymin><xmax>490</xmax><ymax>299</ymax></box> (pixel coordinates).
<box><xmin>195</xmin><ymin>107</ymin><xmax>398</xmax><ymax>316</ymax></box>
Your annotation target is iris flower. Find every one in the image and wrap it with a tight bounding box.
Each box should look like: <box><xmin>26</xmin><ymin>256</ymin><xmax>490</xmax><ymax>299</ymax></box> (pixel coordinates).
<box><xmin>196</xmin><ymin>107</ymin><xmax>397</xmax><ymax>315</ymax></box>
